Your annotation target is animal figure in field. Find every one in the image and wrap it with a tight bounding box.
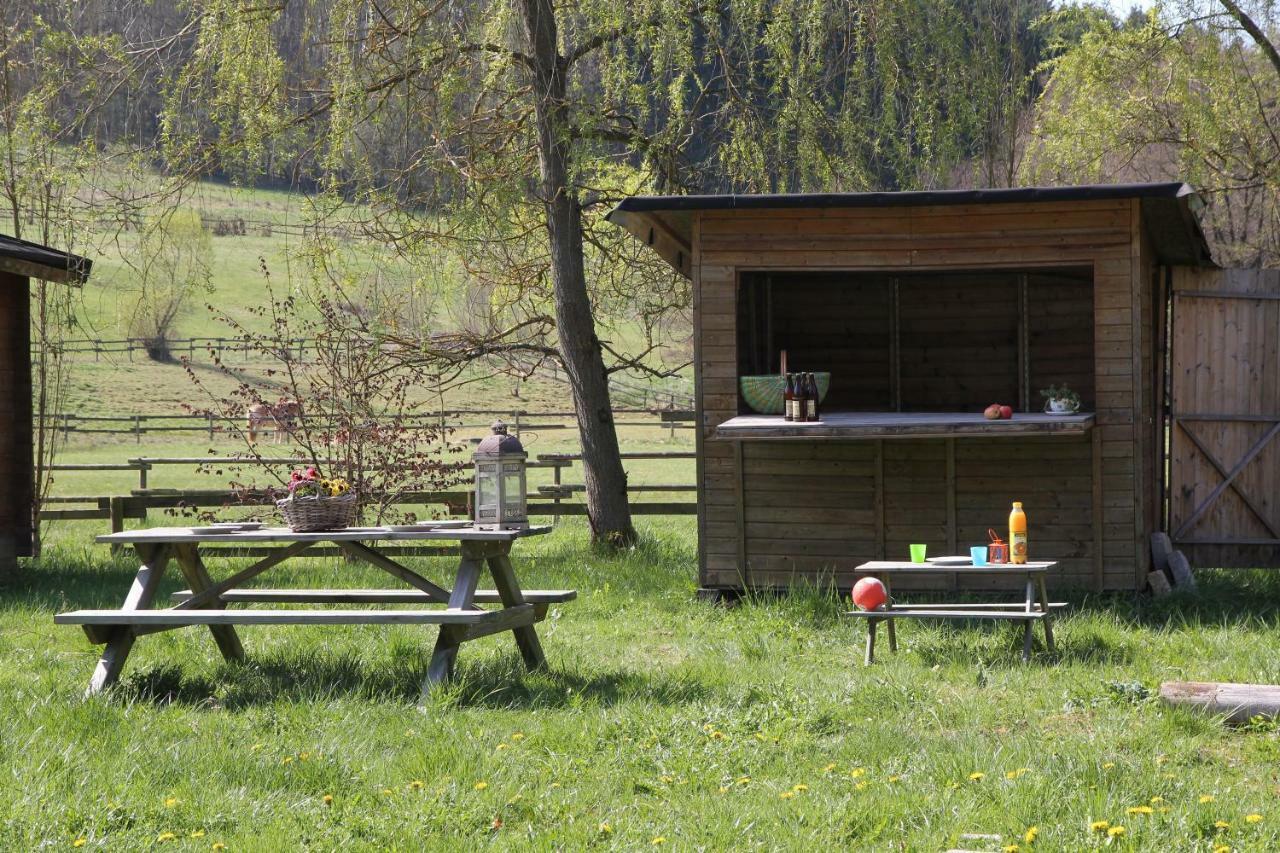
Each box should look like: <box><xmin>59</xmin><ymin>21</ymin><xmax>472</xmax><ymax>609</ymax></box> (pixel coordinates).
<box><xmin>247</xmin><ymin>398</ymin><xmax>304</xmax><ymax>443</ymax></box>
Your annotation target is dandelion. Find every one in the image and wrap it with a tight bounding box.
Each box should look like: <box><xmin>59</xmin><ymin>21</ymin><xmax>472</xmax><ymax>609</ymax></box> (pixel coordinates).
<box><xmin>190</xmin><ymin>831</ymin><xmax>205</xmax><ymax>839</ymax></box>
<box><xmin>249</xmin><ymin>743</ymin><xmax>263</xmax><ymax>752</ymax></box>
<box><xmin>549</xmin><ymin>782</ymin><xmax>561</xmax><ymax>789</ymax></box>
<box><xmin>1002</xmin><ymin>846</ymin><xmax>1019</xmax><ymax>853</ymax></box>
<box><xmin>1246</xmin><ymin>814</ymin><xmax>1263</xmax><ymax>824</ymax></box>
<box><xmin>1102</xmin><ymin>762</ymin><xmax>1116</xmax><ymax>769</ymax></box>
<box><xmin>1155</xmin><ymin>755</ymin><xmax>1167</xmax><ymax>765</ymax></box>
<box><xmin>1213</xmin><ymin>846</ymin><xmax>1230</xmax><ymax>853</ymax></box>
<box><xmin>651</xmin><ymin>837</ymin><xmax>666</xmax><ymax>845</ymax></box>
<box><xmin>854</xmin><ymin>781</ymin><xmax>868</xmax><ymax>791</ymax></box>
<box><xmin>1200</xmin><ymin>795</ymin><xmax>1216</xmax><ymax>804</ymax></box>
<box><xmin>164</xmin><ymin>797</ymin><xmax>179</xmax><ymax>808</ymax></box>
<box><xmin>157</xmin><ymin>833</ymin><xmax>177</xmax><ymax>843</ymax></box>
<box><xmin>474</xmin><ymin>781</ymin><xmax>488</xmax><ymax>791</ymax></box>
<box><xmin>1006</xmin><ymin>768</ymin><xmax>1029</xmax><ymax>780</ymax></box>
<box><xmin>511</xmin><ymin>732</ymin><xmax>525</xmax><ymax>741</ymax></box>
<box><xmin>888</xmin><ymin>775</ymin><xmax>901</xmax><ymax>783</ymax></box>
<box><xmin>322</xmin><ymin>795</ymin><xmax>333</xmax><ymax>806</ymax></box>
<box><xmin>779</xmin><ymin>791</ymin><xmax>795</xmax><ymax>800</ymax></box>
<box><xmin>72</xmin><ymin>841</ymin><xmax>87</xmax><ymax>848</ymax></box>
<box><xmin>737</xmin><ymin>776</ymin><xmax>751</xmax><ymax>786</ymax></box>
<box><xmin>1150</xmin><ymin>796</ymin><xmax>1165</xmax><ymax>804</ymax></box>
<box><xmin>381</xmin><ymin>788</ymin><xmax>393</xmax><ymax>796</ymax></box>
<box><xmin>850</xmin><ymin>767</ymin><xmax>866</xmax><ymax>778</ymax></box>
<box><xmin>717</xmin><ymin>786</ymin><xmax>729</xmax><ymax>793</ymax></box>
<box><xmin>211</xmin><ymin>845</ymin><xmax>226</xmax><ymax>852</ymax></box>
<box><xmin>823</xmin><ymin>763</ymin><xmax>837</xmax><ymax>773</ymax></box>
<box><xmin>1126</xmin><ymin>806</ymin><xmax>1154</xmax><ymax>816</ymax></box>
<box><xmin>969</xmin><ymin>772</ymin><xmax>985</xmax><ymax>781</ymax></box>
<box><xmin>408</xmin><ymin>780</ymin><xmax>424</xmax><ymax>790</ymax></box>
<box><xmin>298</xmin><ymin>752</ymin><xmax>310</xmax><ymax>761</ymax></box>
<box><xmin>282</xmin><ymin>756</ymin><xmax>293</xmax><ymax>765</ymax></box>
<box><xmin>1214</xmin><ymin>820</ymin><xmax>1231</xmax><ymax>831</ymax></box>
<box><xmin>1108</xmin><ymin>826</ymin><xmax>1126</xmax><ymax>838</ymax></box>
<box><xmin>754</xmin><ymin>732</ymin><xmax>766</xmax><ymax>741</ymax></box>
<box><xmin>1024</xmin><ymin>826</ymin><xmax>1039</xmax><ymax>843</ymax></box>
<box><xmin>947</xmin><ymin>781</ymin><xmax>961</xmax><ymax>790</ymax></box>
<box><xmin>1090</xmin><ymin>820</ymin><xmax>1110</xmax><ymax>832</ymax></box>
<box><xmin>711</xmin><ymin>731</ymin><xmax>725</xmax><ymax>740</ymax></box>
<box><xmin>599</xmin><ymin>823</ymin><xmax>612</xmax><ymax>834</ymax></box>
<box><xmin>793</xmin><ymin>784</ymin><xmax>808</xmax><ymax>792</ymax></box>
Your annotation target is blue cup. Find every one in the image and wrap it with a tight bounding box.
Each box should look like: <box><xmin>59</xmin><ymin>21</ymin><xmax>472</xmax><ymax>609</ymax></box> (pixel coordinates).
<box><xmin>970</xmin><ymin>546</ymin><xmax>988</xmax><ymax>567</ymax></box>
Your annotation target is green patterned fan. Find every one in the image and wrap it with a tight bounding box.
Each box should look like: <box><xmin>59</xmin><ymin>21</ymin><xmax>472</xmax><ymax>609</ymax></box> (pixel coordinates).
<box><xmin>739</xmin><ymin>373</ymin><xmax>831</xmax><ymax>415</ymax></box>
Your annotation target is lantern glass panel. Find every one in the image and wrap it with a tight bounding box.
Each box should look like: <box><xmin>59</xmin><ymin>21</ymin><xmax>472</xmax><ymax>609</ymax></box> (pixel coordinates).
<box><xmin>501</xmin><ymin>465</ymin><xmax>525</xmax><ymax>515</ymax></box>
<box><xmin>476</xmin><ymin>462</ymin><xmax>497</xmax><ymax>520</ymax></box>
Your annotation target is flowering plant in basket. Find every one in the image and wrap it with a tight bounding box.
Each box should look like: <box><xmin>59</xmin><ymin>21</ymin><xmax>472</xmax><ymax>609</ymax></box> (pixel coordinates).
<box><xmin>277</xmin><ymin>467</ymin><xmax>356</xmax><ymax>531</ymax></box>
<box><xmin>287</xmin><ymin>467</ymin><xmax>351</xmax><ymax>499</ymax></box>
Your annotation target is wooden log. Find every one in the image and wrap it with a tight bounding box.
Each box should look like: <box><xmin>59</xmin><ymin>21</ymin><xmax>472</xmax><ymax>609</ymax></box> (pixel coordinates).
<box><xmin>1150</xmin><ymin>532</ymin><xmax>1174</xmax><ymax>573</ymax></box>
<box><xmin>1160</xmin><ymin>681</ymin><xmax>1280</xmax><ymax>724</ymax></box>
<box><xmin>1147</xmin><ymin>570</ymin><xmax>1173</xmax><ymax>598</ymax></box>
<box><xmin>1168</xmin><ymin>551</ymin><xmax>1196</xmax><ymax>590</ymax></box>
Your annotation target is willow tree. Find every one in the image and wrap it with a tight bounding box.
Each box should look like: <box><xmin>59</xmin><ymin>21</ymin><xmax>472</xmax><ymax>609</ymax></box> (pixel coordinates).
<box><xmin>1026</xmin><ymin>1</ymin><xmax>1280</xmax><ymax>266</ymax></box>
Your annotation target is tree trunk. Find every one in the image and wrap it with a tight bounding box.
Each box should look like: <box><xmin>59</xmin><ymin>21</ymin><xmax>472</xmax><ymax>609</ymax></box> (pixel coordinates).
<box><xmin>517</xmin><ymin>0</ymin><xmax>636</xmax><ymax>545</ymax></box>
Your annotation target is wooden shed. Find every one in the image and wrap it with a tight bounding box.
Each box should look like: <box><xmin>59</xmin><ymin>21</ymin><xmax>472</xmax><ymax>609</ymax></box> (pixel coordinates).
<box><xmin>0</xmin><ymin>233</ymin><xmax>91</xmax><ymax>572</ymax></box>
<box><xmin>608</xmin><ymin>184</ymin><xmax>1218</xmax><ymax>593</ymax></box>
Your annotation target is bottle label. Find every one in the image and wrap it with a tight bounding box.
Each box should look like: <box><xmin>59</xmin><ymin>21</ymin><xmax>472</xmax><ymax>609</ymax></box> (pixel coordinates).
<box><xmin>1011</xmin><ymin>532</ymin><xmax>1028</xmax><ymax>564</ymax></box>
<box><xmin>786</xmin><ymin>399</ymin><xmax>796</xmax><ymax>421</ymax></box>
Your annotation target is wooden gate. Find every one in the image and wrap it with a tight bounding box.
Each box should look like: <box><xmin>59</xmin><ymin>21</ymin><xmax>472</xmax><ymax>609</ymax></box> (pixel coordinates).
<box><xmin>1169</xmin><ymin>269</ymin><xmax>1280</xmax><ymax>568</ymax></box>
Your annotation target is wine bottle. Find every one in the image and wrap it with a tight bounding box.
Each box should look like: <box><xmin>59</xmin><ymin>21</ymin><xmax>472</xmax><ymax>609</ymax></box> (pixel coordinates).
<box><xmin>806</xmin><ymin>373</ymin><xmax>820</xmax><ymax>422</ymax></box>
<box><xmin>783</xmin><ymin>373</ymin><xmax>795</xmax><ymax>422</ymax></box>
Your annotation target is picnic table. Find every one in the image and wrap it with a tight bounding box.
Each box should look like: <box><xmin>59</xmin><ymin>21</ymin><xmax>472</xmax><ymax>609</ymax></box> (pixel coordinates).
<box><xmin>846</xmin><ymin>560</ymin><xmax>1062</xmax><ymax>664</ymax></box>
<box><xmin>56</xmin><ymin>525</ymin><xmax>573</xmax><ymax>698</ymax></box>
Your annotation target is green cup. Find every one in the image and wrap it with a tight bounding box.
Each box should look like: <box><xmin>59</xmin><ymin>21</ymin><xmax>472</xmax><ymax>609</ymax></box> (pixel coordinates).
<box><xmin>910</xmin><ymin>543</ymin><xmax>927</xmax><ymax>563</ymax></box>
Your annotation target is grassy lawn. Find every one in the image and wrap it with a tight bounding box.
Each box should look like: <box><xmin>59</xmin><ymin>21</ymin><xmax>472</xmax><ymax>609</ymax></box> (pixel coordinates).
<box><xmin>3</xmin><ymin>518</ymin><xmax>1280</xmax><ymax>850</ymax></box>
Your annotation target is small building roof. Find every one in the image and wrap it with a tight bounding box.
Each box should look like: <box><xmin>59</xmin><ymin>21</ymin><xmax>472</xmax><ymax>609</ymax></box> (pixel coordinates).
<box><xmin>0</xmin><ymin>232</ymin><xmax>92</xmax><ymax>284</ymax></box>
<box><xmin>608</xmin><ymin>182</ymin><xmax>1214</xmax><ymax>276</ymax></box>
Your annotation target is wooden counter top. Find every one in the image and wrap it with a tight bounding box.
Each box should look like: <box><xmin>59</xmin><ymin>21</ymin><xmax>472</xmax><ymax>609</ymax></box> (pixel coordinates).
<box><xmin>714</xmin><ymin>411</ymin><xmax>1095</xmax><ymax>440</ymax></box>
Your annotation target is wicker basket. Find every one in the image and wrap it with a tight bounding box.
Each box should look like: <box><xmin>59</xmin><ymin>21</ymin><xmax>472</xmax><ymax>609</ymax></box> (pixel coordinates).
<box><xmin>276</xmin><ymin>492</ymin><xmax>358</xmax><ymax>532</ymax></box>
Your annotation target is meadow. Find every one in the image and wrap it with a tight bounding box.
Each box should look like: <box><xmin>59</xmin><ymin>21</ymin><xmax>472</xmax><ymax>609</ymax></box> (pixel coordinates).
<box><xmin>3</xmin><ymin>517</ymin><xmax>1280</xmax><ymax>850</ymax></box>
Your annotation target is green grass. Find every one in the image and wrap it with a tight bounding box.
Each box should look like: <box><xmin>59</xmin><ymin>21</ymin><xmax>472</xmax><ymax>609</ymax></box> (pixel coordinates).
<box><xmin>3</xmin><ymin>519</ymin><xmax>1280</xmax><ymax>849</ymax></box>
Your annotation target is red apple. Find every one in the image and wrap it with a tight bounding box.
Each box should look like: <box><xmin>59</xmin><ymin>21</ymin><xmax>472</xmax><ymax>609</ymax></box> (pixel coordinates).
<box><xmin>984</xmin><ymin>404</ymin><xmax>1002</xmax><ymax>420</ymax></box>
<box><xmin>1000</xmin><ymin>405</ymin><xmax>1013</xmax><ymax>419</ymax></box>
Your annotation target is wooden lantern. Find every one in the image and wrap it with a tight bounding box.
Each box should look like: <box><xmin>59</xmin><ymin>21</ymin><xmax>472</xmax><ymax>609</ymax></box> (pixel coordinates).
<box><xmin>473</xmin><ymin>421</ymin><xmax>528</xmax><ymax>530</ymax></box>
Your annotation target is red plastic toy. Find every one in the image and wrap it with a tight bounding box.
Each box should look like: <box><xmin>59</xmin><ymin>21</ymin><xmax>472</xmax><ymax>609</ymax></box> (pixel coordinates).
<box><xmin>851</xmin><ymin>577</ymin><xmax>888</xmax><ymax>611</ymax></box>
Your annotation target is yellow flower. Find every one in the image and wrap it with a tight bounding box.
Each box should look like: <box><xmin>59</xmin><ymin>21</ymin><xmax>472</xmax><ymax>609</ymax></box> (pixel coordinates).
<box><xmin>511</xmin><ymin>732</ymin><xmax>525</xmax><ymax>741</ymax></box>
<box><xmin>651</xmin><ymin>837</ymin><xmax>666</xmax><ymax>845</ymax></box>
<box><xmin>1126</xmin><ymin>806</ymin><xmax>1153</xmax><ymax>816</ymax></box>
<box><xmin>72</xmin><ymin>841</ymin><xmax>87</xmax><ymax>848</ymax></box>
<box><xmin>1150</xmin><ymin>796</ymin><xmax>1165</xmax><ymax>804</ymax></box>
<box><xmin>598</xmin><ymin>823</ymin><xmax>612</xmax><ymax>834</ymax></box>
<box><xmin>969</xmin><ymin>772</ymin><xmax>985</xmax><ymax>781</ymax></box>
<box><xmin>190</xmin><ymin>831</ymin><xmax>205</xmax><ymax>839</ymax></box>
<box><xmin>1246</xmin><ymin>813</ymin><xmax>1263</xmax><ymax>824</ymax></box>
<box><xmin>850</xmin><ymin>767</ymin><xmax>866</xmax><ymax>778</ymax></box>
<box><xmin>474</xmin><ymin>781</ymin><xmax>488</xmax><ymax>791</ymax></box>
<box><xmin>282</xmin><ymin>756</ymin><xmax>293</xmax><ymax>765</ymax></box>
<box><xmin>710</xmin><ymin>731</ymin><xmax>725</xmax><ymax>740</ymax></box>
<box><xmin>717</xmin><ymin>786</ymin><xmax>728</xmax><ymax>793</ymax></box>
<box><xmin>157</xmin><ymin>833</ymin><xmax>177</xmax><ymax>843</ymax></box>
<box><xmin>298</xmin><ymin>751</ymin><xmax>310</xmax><ymax>761</ymax></box>
<box><xmin>779</xmin><ymin>791</ymin><xmax>795</xmax><ymax>800</ymax></box>
<box><xmin>381</xmin><ymin>788</ymin><xmax>393</xmax><ymax>796</ymax></box>
<box><xmin>164</xmin><ymin>797</ymin><xmax>179</xmax><ymax>808</ymax></box>
<box><xmin>737</xmin><ymin>776</ymin><xmax>750</xmax><ymax>786</ymax></box>
<box><xmin>823</xmin><ymin>763</ymin><xmax>837</xmax><ymax>773</ymax></box>
<box><xmin>1108</xmin><ymin>826</ymin><xmax>1126</xmax><ymax>837</ymax></box>
<box><xmin>549</xmin><ymin>782</ymin><xmax>561</xmax><ymax>789</ymax></box>
<box><xmin>249</xmin><ymin>743</ymin><xmax>263</xmax><ymax>752</ymax></box>
<box><xmin>1200</xmin><ymin>794</ymin><xmax>1216</xmax><ymax>803</ymax></box>
<box><xmin>1102</xmin><ymin>762</ymin><xmax>1115</xmax><ymax>769</ymax></box>
<box><xmin>1024</xmin><ymin>826</ymin><xmax>1039</xmax><ymax>843</ymax></box>
<box><xmin>1006</xmin><ymin>768</ymin><xmax>1029</xmax><ymax>780</ymax></box>
<box><xmin>408</xmin><ymin>780</ymin><xmax>424</xmax><ymax>790</ymax></box>
<box><xmin>854</xmin><ymin>781</ymin><xmax>868</xmax><ymax>791</ymax></box>
<box><xmin>792</xmin><ymin>784</ymin><xmax>808</xmax><ymax>792</ymax></box>
<box><xmin>1155</xmin><ymin>755</ymin><xmax>1167</xmax><ymax>764</ymax></box>
<box><xmin>1090</xmin><ymin>820</ymin><xmax>1110</xmax><ymax>832</ymax></box>
<box><xmin>887</xmin><ymin>775</ymin><xmax>901</xmax><ymax>783</ymax></box>
<box><xmin>496</xmin><ymin>743</ymin><xmax>509</xmax><ymax>751</ymax></box>
<box><xmin>322</xmin><ymin>794</ymin><xmax>333</xmax><ymax>806</ymax></box>
<box><xmin>660</xmin><ymin>775</ymin><xmax>673</xmax><ymax>784</ymax></box>
<box><xmin>1213</xmin><ymin>846</ymin><xmax>1230</xmax><ymax>853</ymax></box>
<box><xmin>212</xmin><ymin>845</ymin><xmax>226</xmax><ymax>852</ymax></box>
<box><xmin>1215</xmin><ymin>820</ymin><xmax>1231</xmax><ymax>830</ymax></box>
<box><xmin>1002</xmin><ymin>846</ymin><xmax>1019</xmax><ymax>853</ymax></box>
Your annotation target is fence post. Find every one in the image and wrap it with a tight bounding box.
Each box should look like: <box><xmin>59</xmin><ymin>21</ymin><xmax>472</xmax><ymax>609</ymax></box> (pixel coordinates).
<box><xmin>108</xmin><ymin>497</ymin><xmax>125</xmax><ymax>554</ymax></box>
<box><xmin>208</xmin><ymin>412</ymin><xmax>215</xmax><ymax>441</ymax></box>
<box><xmin>134</xmin><ymin>415</ymin><xmax>142</xmax><ymax>444</ymax></box>
<box><xmin>552</xmin><ymin>459</ymin><xmax>562</xmax><ymax>525</ymax></box>
<box><xmin>513</xmin><ymin>411</ymin><xmax>521</xmax><ymax>437</ymax></box>
<box><xmin>137</xmin><ymin>461</ymin><xmax>149</xmax><ymax>491</ymax></box>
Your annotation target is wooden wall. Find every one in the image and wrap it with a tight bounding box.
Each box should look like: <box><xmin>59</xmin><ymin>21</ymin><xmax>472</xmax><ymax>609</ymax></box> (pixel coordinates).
<box><xmin>694</xmin><ymin>200</ymin><xmax>1152</xmax><ymax>591</ymax></box>
<box><xmin>0</xmin><ymin>272</ymin><xmax>33</xmax><ymax>564</ymax></box>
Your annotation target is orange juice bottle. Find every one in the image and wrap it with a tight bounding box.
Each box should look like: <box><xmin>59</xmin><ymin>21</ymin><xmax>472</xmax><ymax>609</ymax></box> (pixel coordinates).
<box><xmin>1009</xmin><ymin>502</ymin><xmax>1028</xmax><ymax>564</ymax></box>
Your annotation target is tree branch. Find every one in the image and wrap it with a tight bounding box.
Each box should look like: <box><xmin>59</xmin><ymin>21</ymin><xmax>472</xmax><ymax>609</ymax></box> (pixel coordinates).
<box><xmin>1218</xmin><ymin>0</ymin><xmax>1280</xmax><ymax>79</ymax></box>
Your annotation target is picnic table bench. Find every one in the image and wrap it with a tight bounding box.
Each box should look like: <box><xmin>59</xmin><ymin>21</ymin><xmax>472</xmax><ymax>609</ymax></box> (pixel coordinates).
<box><xmin>56</xmin><ymin>525</ymin><xmax>571</xmax><ymax>698</ymax></box>
<box><xmin>846</xmin><ymin>560</ymin><xmax>1062</xmax><ymax>664</ymax></box>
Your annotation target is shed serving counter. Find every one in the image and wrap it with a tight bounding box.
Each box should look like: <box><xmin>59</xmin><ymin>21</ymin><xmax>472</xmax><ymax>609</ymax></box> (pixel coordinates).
<box><xmin>714</xmin><ymin>412</ymin><xmax>1095</xmax><ymax>440</ymax></box>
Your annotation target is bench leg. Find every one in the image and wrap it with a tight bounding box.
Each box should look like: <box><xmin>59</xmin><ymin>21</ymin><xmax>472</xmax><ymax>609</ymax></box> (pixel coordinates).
<box><xmin>864</xmin><ymin>617</ymin><xmax>877</xmax><ymax>666</ymax></box>
<box><xmin>421</xmin><ymin>552</ymin><xmax>485</xmax><ymax>695</ymax></box>
<box><xmin>1021</xmin><ymin>577</ymin><xmax>1036</xmax><ymax>662</ymax></box>
<box><xmin>87</xmin><ymin>544</ymin><xmax>170</xmax><ymax>697</ymax></box>
<box><xmin>1036</xmin><ymin>575</ymin><xmax>1056</xmax><ymax>655</ymax></box>
<box><xmin>486</xmin><ymin>549</ymin><xmax>546</xmax><ymax>673</ymax></box>
<box><xmin>425</xmin><ymin>626</ymin><xmax>464</xmax><ymax>688</ymax></box>
<box><xmin>173</xmin><ymin>544</ymin><xmax>245</xmax><ymax>663</ymax></box>
<box><xmin>882</xmin><ymin>578</ymin><xmax>897</xmax><ymax>652</ymax></box>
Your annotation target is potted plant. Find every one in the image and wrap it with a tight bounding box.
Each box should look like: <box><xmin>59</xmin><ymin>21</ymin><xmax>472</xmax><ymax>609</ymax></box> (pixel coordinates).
<box><xmin>277</xmin><ymin>466</ymin><xmax>356</xmax><ymax>531</ymax></box>
<box><xmin>1039</xmin><ymin>384</ymin><xmax>1082</xmax><ymax>414</ymax></box>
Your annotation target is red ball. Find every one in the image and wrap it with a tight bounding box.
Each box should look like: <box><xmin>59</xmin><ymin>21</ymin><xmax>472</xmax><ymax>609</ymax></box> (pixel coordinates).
<box><xmin>851</xmin><ymin>577</ymin><xmax>887</xmax><ymax>611</ymax></box>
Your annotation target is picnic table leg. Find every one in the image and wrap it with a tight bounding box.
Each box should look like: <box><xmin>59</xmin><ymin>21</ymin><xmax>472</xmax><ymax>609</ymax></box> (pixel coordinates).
<box><xmin>173</xmin><ymin>544</ymin><xmax>245</xmax><ymax>663</ymax></box>
<box><xmin>882</xmin><ymin>577</ymin><xmax>897</xmax><ymax>653</ymax></box>
<box><xmin>485</xmin><ymin>546</ymin><xmax>546</xmax><ymax>672</ymax></box>
<box><xmin>423</xmin><ymin>549</ymin><xmax>485</xmax><ymax>690</ymax></box>
<box><xmin>86</xmin><ymin>543</ymin><xmax>170</xmax><ymax>697</ymax></box>
<box><xmin>1035</xmin><ymin>575</ymin><xmax>1056</xmax><ymax>655</ymax></box>
<box><xmin>864</xmin><ymin>617</ymin><xmax>878</xmax><ymax>666</ymax></box>
<box><xmin>1021</xmin><ymin>576</ymin><xmax>1035</xmax><ymax>663</ymax></box>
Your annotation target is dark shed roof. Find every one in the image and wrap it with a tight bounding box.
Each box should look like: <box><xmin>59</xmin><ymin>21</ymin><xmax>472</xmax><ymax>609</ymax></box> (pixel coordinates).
<box><xmin>608</xmin><ymin>182</ymin><xmax>1214</xmax><ymax>275</ymax></box>
<box><xmin>0</xmin><ymin>232</ymin><xmax>92</xmax><ymax>284</ymax></box>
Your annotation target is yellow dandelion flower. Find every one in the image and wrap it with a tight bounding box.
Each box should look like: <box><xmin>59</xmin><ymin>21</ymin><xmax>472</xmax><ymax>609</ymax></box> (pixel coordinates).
<box><xmin>157</xmin><ymin>833</ymin><xmax>177</xmax><ymax>843</ymax></box>
<box><xmin>164</xmin><ymin>797</ymin><xmax>178</xmax><ymax>808</ymax></box>
<box><xmin>1102</xmin><ymin>762</ymin><xmax>1115</xmax><ymax>769</ymax></box>
<box><xmin>511</xmin><ymin>732</ymin><xmax>525</xmax><ymax>741</ymax></box>
<box><xmin>854</xmin><ymin>781</ymin><xmax>868</xmax><ymax>791</ymax></box>
<box><xmin>651</xmin><ymin>837</ymin><xmax>666</xmax><ymax>845</ymax></box>
<box><xmin>1214</xmin><ymin>820</ymin><xmax>1231</xmax><ymax>830</ymax></box>
<box><xmin>496</xmin><ymin>743</ymin><xmax>509</xmax><ymax>751</ymax></box>
<box><xmin>549</xmin><ymin>782</ymin><xmax>561</xmax><ymax>789</ymax></box>
<box><xmin>322</xmin><ymin>794</ymin><xmax>333</xmax><ymax>806</ymax></box>
<box><xmin>779</xmin><ymin>791</ymin><xmax>795</xmax><ymax>800</ymax></box>
<box><xmin>408</xmin><ymin>780</ymin><xmax>424</xmax><ymax>790</ymax></box>
<box><xmin>212</xmin><ymin>845</ymin><xmax>226</xmax><ymax>852</ymax></box>
<box><xmin>381</xmin><ymin>788</ymin><xmax>393</xmax><ymax>796</ymax></box>
<box><xmin>1126</xmin><ymin>806</ymin><xmax>1154</xmax><ymax>816</ymax></box>
<box><xmin>792</xmin><ymin>784</ymin><xmax>808</xmax><ymax>792</ymax></box>
<box><xmin>1006</xmin><ymin>768</ymin><xmax>1029</xmax><ymax>780</ymax></box>
<box><xmin>1155</xmin><ymin>755</ymin><xmax>1167</xmax><ymax>764</ymax></box>
<box><xmin>72</xmin><ymin>841</ymin><xmax>87</xmax><ymax>848</ymax></box>
<box><xmin>888</xmin><ymin>775</ymin><xmax>901</xmax><ymax>783</ymax></box>
<box><xmin>474</xmin><ymin>781</ymin><xmax>488</xmax><ymax>791</ymax></box>
<box><xmin>1024</xmin><ymin>826</ymin><xmax>1039</xmax><ymax>843</ymax></box>
<box><xmin>298</xmin><ymin>752</ymin><xmax>310</xmax><ymax>761</ymax></box>
<box><xmin>1090</xmin><ymin>820</ymin><xmax>1110</xmax><ymax>832</ymax></box>
<box><xmin>1108</xmin><ymin>826</ymin><xmax>1126</xmax><ymax>838</ymax></box>
<box><xmin>249</xmin><ymin>743</ymin><xmax>263</xmax><ymax>752</ymax></box>
<box><xmin>1213</xmin><ymin>846</ymin><xmax>1230</xmax><ymax>853</ymax></box>
<box><xmin>598</xmin><ymin>823</ymin><xmax>612</xmax><ymax>834</ymax></box>
<box><xmin>281</xmin><ymin>756</ymin><xmax>293</xmax><ymax>765</ymax></box>
<box><xmin>947</xmin><ymin>781</ymin><xmax>961</xmax><ymax>790</ymax></box>
<box><xmin>1002</xmin><ymin>846</ymin><xmax>1019</xmax><ymax>853</ymax></box>
<box><xmin>754</xmin><ymin>732</ymin><xmax>766</xmax><ymax>741</ymax></box>
<box><xmin>190</xmin><ymin>831</ymin><xmax>205</xmax><ymax>838</ymax></box>
<box><xmin>1200</xmin><ymin>795</ymin><xmax>1216</xmax><ymax>804</ymax></box>
<box><xmin>969</xmin><ymin>772</ymin><xmax>985</xmax><ymax>781</ymax></box>
<box><xmin>1149</xmin><ymin>796</ymin><xmax>1165</xmax><ymax>804</ymax></box>
<box><xmin>717</xmin><ymin>786</ymin><xmax>728</xmax><ymax>793</ymax></box>
<box><xmin>737</xmin><ymin>776</ymin><xmax>751</xmax><ymax>786</ymax></box>
<box><xmin>850</xmin><ymin>767</ymin><xmax>866</xmax><ymax>778</ymax></box>
<box><xmin>823</xmin><ymin>763</ymin><xmax>837</xmax><ymax>773</ymax></box>
<box><xmin>1246</xmin><ymin>814</ymin><xmax>1263</xmax><ymax>824</ymax></box>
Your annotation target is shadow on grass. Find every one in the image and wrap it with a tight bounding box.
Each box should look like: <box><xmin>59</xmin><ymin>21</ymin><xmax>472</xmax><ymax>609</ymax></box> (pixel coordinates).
<box><xmin>0</xmin><ymin>555</ymin><xmax>164</xmax><ymax>611</ymax></box>
<box><xmin>114</xmin><ymin>650</ymin><xmax>712</xmax><ymax>711</ymax></box>
<box><xmin>903</xmin><ymin>620</ymin><xmax>1137</xmax><ymax>667</ymax></box>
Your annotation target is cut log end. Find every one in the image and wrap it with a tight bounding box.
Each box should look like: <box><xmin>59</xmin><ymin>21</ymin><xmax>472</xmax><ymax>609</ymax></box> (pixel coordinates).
<box><xmin>1160</xmin><ymin>681</ymin><xmax>1280</xmax><ymax>725</ymax></box>
<box><xmin>1147</xmin><ymin>570</ymin><xmax>1172</xmax><ymax>598</ymax></box>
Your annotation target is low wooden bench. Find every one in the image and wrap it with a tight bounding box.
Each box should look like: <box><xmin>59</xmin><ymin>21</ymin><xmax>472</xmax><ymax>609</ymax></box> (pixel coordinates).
<box><xmin>847</xmin><ymin>561</ymin><xmax>1062</xmax><ymax>664</ymax></box>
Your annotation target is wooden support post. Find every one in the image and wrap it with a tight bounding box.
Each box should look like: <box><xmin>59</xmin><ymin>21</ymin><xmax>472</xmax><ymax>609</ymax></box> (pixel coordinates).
<box><xmin>734</xmin><ymin>441</ymin><xmax>747</xmax><ymax>588</ymax></box>
<box><xmin>486</xmin><ymin>548</ymin><xmax>546</xmax><ymax>672</ymax></box>
<box><xmin>134</xmin><ymin>415</ymin><xmax>142</xmax><ymax>444</ymax></box>
<box><xmin>874</xmin><ymin>440</ymin><xmax>885</xmax><ymax>560</ymax></box>
<box><xmin>108</xmin><ymin>497</ymin><xmax>125</xmax><ymax>555</ymax></box>
<box><xmin>889</xmin><ymin>278</ymin><xmax>902</xmax><ymax>412</ymax></box>
<box><xmin>864</xmin><ymin>617</ymin><xmax>877</xmax><ymax>666</ymax></box>
<box><xmin>946</xmin><ymin>438</ymin><xmax>957</xmax><ymax>591</ymax></box>
<box><xmin>85</xmin><ymin>543</ymin><xmax>170</xmax><ymax>696</ymax></box>
<box><xmin>1017</xmin><ymin>273</ymin><xmax>1030</xmax><ymax>412</ymax></box>
<box><xmin>173</xmin><ymin>544</ymin><xmax>245</xmax><ymax>662</ymax></box>
<box><xmin>1092</xmin><ymin>426</ymin><xmax>1104</xmax><ymax>593</ymax></box>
